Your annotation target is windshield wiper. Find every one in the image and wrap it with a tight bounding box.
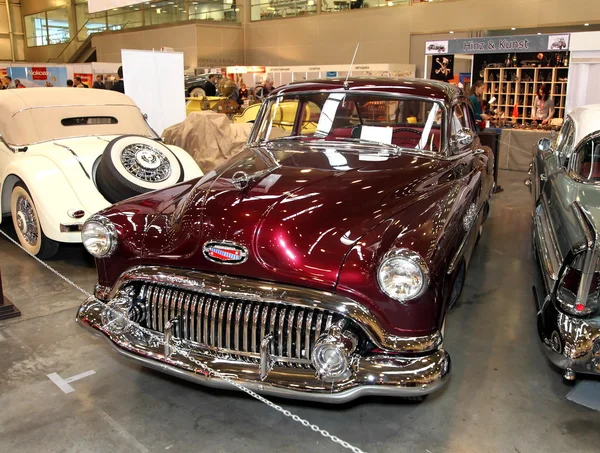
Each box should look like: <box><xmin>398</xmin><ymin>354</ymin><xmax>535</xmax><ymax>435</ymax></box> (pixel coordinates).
<box><xmin>270</xmin><ymin>135</ymin><xmax>309</xmax><ymax>141</ymax></box>
<box><xmin>333</xmin><ymin>137</ymin><xmax>401</xmax><ymax>153</ymax></box>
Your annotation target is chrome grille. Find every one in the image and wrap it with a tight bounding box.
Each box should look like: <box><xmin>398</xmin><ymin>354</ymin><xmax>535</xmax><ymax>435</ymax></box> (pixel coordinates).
<box><xmin>130</xmin><ymin>282</ymin><xmax>339</xmax><ymax>366</ymax></box>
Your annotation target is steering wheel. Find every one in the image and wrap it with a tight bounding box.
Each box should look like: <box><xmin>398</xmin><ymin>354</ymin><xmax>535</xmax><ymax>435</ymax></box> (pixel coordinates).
<box><xmin>392</xmin><ymin>128</ymin><xmax>438</xmax><ymax>152</ymax></box>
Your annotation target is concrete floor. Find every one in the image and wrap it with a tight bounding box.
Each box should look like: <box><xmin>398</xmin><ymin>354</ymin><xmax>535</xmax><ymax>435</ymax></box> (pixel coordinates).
<box><xmin>1</xmin><ymin>169</ymin><xmax>599</xmax><ymax>453</ymax></box>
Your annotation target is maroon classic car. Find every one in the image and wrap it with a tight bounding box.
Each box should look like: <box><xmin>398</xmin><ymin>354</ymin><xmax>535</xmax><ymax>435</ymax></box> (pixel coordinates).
<box><xmin>77</xmin><ymin>78</ymin><xmax>494</xmax><ymax>403</ymax></box>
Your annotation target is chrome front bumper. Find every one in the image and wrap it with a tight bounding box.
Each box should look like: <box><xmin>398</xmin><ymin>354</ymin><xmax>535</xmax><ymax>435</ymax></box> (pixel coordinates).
<box><xmin>77</xmin><ymin>297</ymin><xmax>451</xmax><ymax>403</ymax></box>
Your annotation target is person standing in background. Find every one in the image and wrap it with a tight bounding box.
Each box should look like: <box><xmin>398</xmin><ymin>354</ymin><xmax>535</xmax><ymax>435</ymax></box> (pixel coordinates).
<box><xmin>535</xmin><ymin>84</ymin><xmax>555</xmax><ymax>125</ymax></box>
<box><xmin>469</xmin><ymin>80</ymin><xmax>491</xmax><ymax>123</ymax></box>
<box><xmin>111</xmin><ymin>66</ymin><xmax>125</xmax><ymax>94</ymax></box>
<box><xmin>204</xmin><ymin>74</ymin><xmax>217</xmax><ymax>97</ymax></box>
<box><xmin>66</xmin><ymin>79</ymin><xmax>74</xmax><ymax>87</ymax></box>
<box><xmin>255</xmin><ymin>77</ymin><xmax>274</xmax><ymax>101</ymax></box>
<box><xmin>74</xmin><ymin>76</ymin><xmax>89</xmax><ymax>88</ymax></box>
<box><xmin>93</xmin><ymin>75</ymin><xmax>105</xmax><ymax>89</ymax></box>
<box><xmin>2</xmin><ymin>76</ymin><xmax>14</xmax><ymax>89</ymax></box>
<box><xmin>14</xmin><ymin>79</ymin><xmax>25</xmax><ymax>88</ymax></box>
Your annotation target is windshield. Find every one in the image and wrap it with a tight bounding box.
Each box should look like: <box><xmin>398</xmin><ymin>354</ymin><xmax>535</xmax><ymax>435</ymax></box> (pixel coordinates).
<box><xmin>251</xmin><ymin>92</ymin><xmax>445</xmax><ymax>153</ymax></box>
<box><xmin>5</xmin><ymin>104</ymin><xmax>158</xmax><ymax>146</ymax></box>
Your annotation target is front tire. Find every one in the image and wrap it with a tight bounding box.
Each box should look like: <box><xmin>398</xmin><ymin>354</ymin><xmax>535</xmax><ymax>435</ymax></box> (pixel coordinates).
<box><xmin>10</xmin><ymin>184</ymin><xmax>59</xmax><ymax>259</ymax></box>
<box><xmin>189</xmin><ymin>87</ymin><xmax>206</xmax><ymax>97</ymax></box>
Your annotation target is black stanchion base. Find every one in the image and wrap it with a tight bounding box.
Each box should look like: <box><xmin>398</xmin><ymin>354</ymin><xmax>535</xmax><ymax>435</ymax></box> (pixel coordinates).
<box><xmin>0</xmin><ymin>297</ymin><xmax>21</xmax><ymax>320</ymax></box>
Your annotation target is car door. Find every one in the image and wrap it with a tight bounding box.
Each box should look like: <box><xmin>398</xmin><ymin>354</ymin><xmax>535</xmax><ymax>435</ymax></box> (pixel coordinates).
<box><xmin>535</xmin><ymin>118</ymin><xmax>577</xmax><ymax>289</ymax></box>
<box><xmin>449</xmin><ymin>100</ymin><xmax>489</xmax><ymax>265</ymax></box>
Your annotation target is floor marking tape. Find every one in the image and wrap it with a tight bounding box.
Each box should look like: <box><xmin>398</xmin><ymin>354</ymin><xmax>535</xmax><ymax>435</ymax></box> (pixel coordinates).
<box><xmin>99</xmin><ymin>410</ymin><xmax>151</xmax><ymax>453</ymax></box>
<box><xmin>47</xmin><ymin>369</ymin><xmax>96</xmax><ymax>393</ymax></box>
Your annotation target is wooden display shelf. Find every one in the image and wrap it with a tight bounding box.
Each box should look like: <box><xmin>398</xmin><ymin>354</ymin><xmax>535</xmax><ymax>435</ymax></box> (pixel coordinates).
<box><xmin>484</xmin><ymin>65</ymin><xmax>569</xmax><ymax>123</ymax></box>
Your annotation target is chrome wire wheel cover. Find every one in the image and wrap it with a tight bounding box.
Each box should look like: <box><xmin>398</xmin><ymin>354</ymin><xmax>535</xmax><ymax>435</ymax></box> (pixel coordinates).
<box><xmin>120</xmin><ymin>144</ymin><xmax>172</xmax><ymax>183</ymax></box>
<box><xmin>16</xmin><ymin>196</ymin><xmax>39</xmax><ymax>246</ymax></box>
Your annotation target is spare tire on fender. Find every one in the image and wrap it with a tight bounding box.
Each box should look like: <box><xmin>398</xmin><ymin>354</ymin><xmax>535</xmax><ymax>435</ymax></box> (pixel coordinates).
<box><xmin>96</xmin><ymin>135</ymin><xmax>184</xmax><ymax>203</ymax></box>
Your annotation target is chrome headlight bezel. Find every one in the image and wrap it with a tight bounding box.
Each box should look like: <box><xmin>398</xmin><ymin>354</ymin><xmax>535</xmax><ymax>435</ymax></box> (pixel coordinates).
<box><xmin>81</xmin><ymin>214</ymin><xmax>118</xmax><ymax>258</ymax></box>
<box><xmin>377</xmin><ymin>248</ymin><xmax>430</xmax><ymax>302</ymax></box>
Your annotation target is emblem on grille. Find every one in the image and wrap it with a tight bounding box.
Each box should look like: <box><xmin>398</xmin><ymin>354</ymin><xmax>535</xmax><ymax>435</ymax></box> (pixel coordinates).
<box><xmin>202</xmin><ymin>241</ymin><xmax>248</xmax><ymax>265</ymax></box>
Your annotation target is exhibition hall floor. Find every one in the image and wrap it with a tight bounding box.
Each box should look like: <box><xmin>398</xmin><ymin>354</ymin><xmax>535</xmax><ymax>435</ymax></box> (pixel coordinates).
<box><xmin>1</xmin><ymin>170</ymin><xmax>599</xmax><ymax>453</ymax></box>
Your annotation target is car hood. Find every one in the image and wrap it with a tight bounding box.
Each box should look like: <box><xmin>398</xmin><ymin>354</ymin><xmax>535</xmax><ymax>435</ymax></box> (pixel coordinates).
<box><xmin>139</xmin><ymin>144</ymin><xmax>456</xmax><ymax>291</ymax></box>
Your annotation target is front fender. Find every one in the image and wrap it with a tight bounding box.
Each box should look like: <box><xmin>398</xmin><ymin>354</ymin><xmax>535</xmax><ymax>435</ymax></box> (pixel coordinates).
<box><xmin>166</xmin><ymin>144</ymin><xmax>204</xmax><ymax>180</ymax></box>
<box><xmin>336</xmin><ymin>181</ymin><xmax>477</xmax><ymax>337</ymax></box>
<box><xmin>1</xmin><ymin>155</ymin><xmax>110</xmax><ymax>242</ymax></box>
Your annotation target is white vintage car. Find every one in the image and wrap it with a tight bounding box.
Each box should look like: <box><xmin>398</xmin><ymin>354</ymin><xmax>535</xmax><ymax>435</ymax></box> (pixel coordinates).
<box><xmin>0</xmin><ymin>88</ymin><xmax>202</xmax><ymax>258</ymax></box>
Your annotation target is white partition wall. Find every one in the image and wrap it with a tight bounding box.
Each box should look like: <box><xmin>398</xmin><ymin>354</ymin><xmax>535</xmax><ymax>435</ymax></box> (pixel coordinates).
<box><xmin>122</xmin><ymin>49</ymin><xmax>186</xmax><ymax>136</ymax></box>
<box><xmin>565</xmin><ymin>32</ymin><xmax>600</xmax><ymax>114</ymax></box>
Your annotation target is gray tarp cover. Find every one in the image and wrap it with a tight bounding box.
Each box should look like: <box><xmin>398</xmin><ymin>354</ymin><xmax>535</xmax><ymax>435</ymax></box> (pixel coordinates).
<box><xmin>163</xmin><ymin>111</ymin><xmax>253</xmax><ymax>173</ymax></box>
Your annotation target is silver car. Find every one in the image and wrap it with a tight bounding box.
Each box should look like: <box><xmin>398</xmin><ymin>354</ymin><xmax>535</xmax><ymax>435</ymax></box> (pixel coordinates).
<box><xmin>528</xmin><ymin>104</ymin><xmax>600</xmax><ymax>382</ymax></box>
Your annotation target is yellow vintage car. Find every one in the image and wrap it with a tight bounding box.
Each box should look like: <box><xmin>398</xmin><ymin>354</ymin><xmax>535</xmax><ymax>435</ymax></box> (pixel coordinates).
<box><xmin>232</xmin><ymin>100</ymin><xmax>319</xmax><ymax>134</ymax></box>
<box><xmin>186</xmin><ymin>97</ymin><xmax>241</xmax><ymax>116</ymax></box>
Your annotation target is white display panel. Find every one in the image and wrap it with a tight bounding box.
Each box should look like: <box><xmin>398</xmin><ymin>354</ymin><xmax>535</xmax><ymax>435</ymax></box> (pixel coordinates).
<box><xmin>88</xmin><ymin>0</ymin><xmax>141</xmax><ymax>13</ymax></box>
<box><xmin>122</xmin><ymin>49</ymin><xmax>186</xmax><ymax>136</ymax></box>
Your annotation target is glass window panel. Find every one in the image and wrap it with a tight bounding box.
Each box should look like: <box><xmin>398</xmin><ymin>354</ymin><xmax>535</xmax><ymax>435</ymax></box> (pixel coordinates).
<box><xmin>322</xmin><ymin>0</ymin><xmax>408</xmax><ymax>13</ymax></box>
<box><xmin>24</xmin><ymin>12</ymin><xmax>48</xmax><ymax>47</ymax></box>
<box><xmin>107</xmin><ymin>6</ymin><xmax>144</xmax><ymax>30</ymax></box>
<box><xmin>251</xmin><ymin>0</ymin><xmax>316</xmax><ymax>21</ymax></box>
<box><xmin>46</xmin><ymin>8</ymin><xmax>70</xmax><ymax>45</ymax></box>
<box><xmin>75</xmin><ymin>3</ymin><xmax>107</xmax><ymax>41</ymax></box>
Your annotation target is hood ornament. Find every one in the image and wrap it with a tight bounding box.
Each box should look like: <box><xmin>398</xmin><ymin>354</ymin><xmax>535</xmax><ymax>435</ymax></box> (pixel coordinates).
<box><xmin>203</xmin><ymin>241</ymin><xmax>248</xmax><ymax>265</ymax></box>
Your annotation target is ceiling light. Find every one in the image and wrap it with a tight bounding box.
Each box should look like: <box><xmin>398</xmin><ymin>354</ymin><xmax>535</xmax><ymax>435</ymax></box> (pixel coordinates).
<box><xmin>585</xmin><ymin>23</ymin><xmax>590</xmax><ymax>26</ymax></box>
<box><xmin>151</xmin><ymin>4</ymin><xmax>157</xmax><ymax>6</ymax></box>
<box><xmin>156</xmin><ymin>8</ymin><xmax>161</xmax><ymax>13</ymax></box>
<box><xmin>537</xmin><ymin>32</ymin><xmax>541</xmax><ymax>35</ymax></box>
<box><xmin>308</xmin><ymin>0</ymin><xmax>314</xmax><ymax>4</ymax></box>
<box><xmin>387</xmin><ymin>1</ymin><xmax>393</xmax><ymax>5</ymax></box>
<box><xmin>449</xmin><ymin>31</ymin><xmax>454</xmax><ymax>34</ymax></box>
<box><xmin>511</xmin><ymin>27</ymin><xmax>516</xmax><ymax>31</ymax></box>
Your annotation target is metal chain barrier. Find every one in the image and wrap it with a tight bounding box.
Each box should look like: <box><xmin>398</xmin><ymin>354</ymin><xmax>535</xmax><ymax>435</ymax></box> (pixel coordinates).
<box><xmin>0</xmin><ymin>228</ymin><xmax>367</xmax><ymax>453</ymax></box>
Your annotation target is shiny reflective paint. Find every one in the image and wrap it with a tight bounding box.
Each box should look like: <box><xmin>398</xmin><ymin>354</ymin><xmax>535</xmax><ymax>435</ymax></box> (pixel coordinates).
<box><xmin>93</xmin><ymin>79</ymin><xmax>494</xmax><ymax>339</ymax></box>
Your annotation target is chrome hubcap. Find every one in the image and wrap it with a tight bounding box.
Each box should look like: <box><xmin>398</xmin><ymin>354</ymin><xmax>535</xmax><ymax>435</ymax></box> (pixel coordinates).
<box><xmin>16</xmin><ymin>196</ymin><xmax>38</xmax><ymax>245</ymax></box>
<box><xmin>121</xmin><ymin>144</ymin><xmax>171</xmax><ymax>182</ymax></box>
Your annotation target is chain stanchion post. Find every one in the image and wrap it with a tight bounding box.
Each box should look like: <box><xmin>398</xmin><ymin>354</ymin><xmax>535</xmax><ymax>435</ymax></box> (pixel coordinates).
<box><xmin>0</xmin><ymin>268</ymin><xmax>20</xmax><ymax>319</ymax></box>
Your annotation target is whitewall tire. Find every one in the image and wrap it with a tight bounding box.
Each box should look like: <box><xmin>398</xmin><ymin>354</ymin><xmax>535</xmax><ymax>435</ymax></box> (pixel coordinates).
<box><xmin>190</xmin><ymin>87</ymin><xmax>206</xmax><ymax>97</ymax></box>
<box><xmin>10</xmin><ymin>184</ymin><xmax>59</xmax><ymax>259</ymax></box>
<box><xmin>95</xmin><ymin>135</ymin><xmax>183</xmax><ymax>203</ymax></box>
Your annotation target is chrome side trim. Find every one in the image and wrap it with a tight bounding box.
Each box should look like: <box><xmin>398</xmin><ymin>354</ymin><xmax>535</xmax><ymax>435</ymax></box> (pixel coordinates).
<box><xmin>54</xmin><ymin>142</ymin><xmax>90</xmax><ymax>179</ymax></box>
<box><xmin>77</xmin><ymin>298</ymin><xmax>451</xmax><ymax>403</ymax></box>
<box><xmin>107</xmin><ymin>266</ymin><xmax>443</xmax><ymax>354</ymax></box>
<box><xmin>533</xmin><ymin>202</ymin><xmax>561</xmax><ymax>285</ymax></box>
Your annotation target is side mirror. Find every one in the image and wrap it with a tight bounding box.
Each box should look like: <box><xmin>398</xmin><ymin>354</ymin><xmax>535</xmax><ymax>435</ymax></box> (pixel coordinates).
<box><xmin>451</xmin><ymin>128</ymin><xmax>474</xmax><ymax>151</ymax></box>
<box><xmin>538</xmin><ymin>137</ymin><xmax>552</xmax><ymax>152</ymax></box>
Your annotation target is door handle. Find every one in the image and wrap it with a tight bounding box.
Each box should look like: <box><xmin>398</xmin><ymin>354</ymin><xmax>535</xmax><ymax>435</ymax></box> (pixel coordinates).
<box><xmin>540</xmin><ymin>174</ymin><xmax>548</xmax><ymax>181</ymax></box>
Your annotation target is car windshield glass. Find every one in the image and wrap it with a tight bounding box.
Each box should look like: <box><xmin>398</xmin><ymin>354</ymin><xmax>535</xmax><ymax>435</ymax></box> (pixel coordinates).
<box><xmin>252</xmin><ymin>92</ymin><xmax>444</xmax><ymax>153</ymax></box>
<box><xmin>6</xmin><ymin>104</ymin><xmax>158</xmax><ymax>146</ymax></box>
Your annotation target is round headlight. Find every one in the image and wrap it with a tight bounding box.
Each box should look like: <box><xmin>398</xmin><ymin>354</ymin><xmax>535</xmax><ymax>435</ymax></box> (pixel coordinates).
<box><xmin>82</xmin><ymin>215</ymin><xmax>117</xmax><ymax>258</ymax></box>
<box><xmin>377</xmin><ymin>249</ymin><xmax>429</xmax><ymax>301</ymax></box>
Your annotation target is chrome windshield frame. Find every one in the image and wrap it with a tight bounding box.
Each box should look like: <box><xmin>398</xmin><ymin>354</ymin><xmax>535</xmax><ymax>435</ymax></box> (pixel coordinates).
<box><xmin>248</xmin><ymin>90</ymin><xmax>449</xmax><ymax>157</ymax></box>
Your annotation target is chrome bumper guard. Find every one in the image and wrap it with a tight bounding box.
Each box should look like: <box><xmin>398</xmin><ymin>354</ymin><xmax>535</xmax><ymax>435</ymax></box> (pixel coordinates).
<box><xmin>77</xmin><ymin>297</ymin><xmax>450</xmax><ymax>403</ymax></box>
<box><xmin>539</xmin><ymin>306</ymin><xmax>600</xmax><ymax>377</ymax></box>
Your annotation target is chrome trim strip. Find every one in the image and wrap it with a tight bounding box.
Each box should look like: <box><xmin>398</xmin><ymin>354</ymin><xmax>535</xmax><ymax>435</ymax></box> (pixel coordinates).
<box><xmin>304</xmin><ymin>311</ymin><xmax>313</xmax><ymax>360</ymax></box>
<box><xmin>77</xmin><ymin>298</ymin><xmax>451</xmax><ymax>403</ymax></box>
<box><xmin>226</xmin><ymin>302</ymin><xmax>234</xmax><ymax>350</ymax></box>
<box><xmin>54</xmin><ymin>142</ymin><xmax>90</xmax><ymax>179</ymax></box>
<box><xmin>109</xmin><ymin>266</ymin><xmax>443</xmax><ymax>354</ymax></box>
<box><xmin>243</xmin><ymin>303</ymin><xmax>252</xmax><ymax>352</ymax></box>
<box><xmin>252</xmin><ymin>304</ymin><xmax>260</xmax><ymax>353</ymax></box>
<box><xmin>296</xmin><ymin>309</ymin><xmax>304</xmax><ymax>360</ymax></box>
<box><xmin>234</xmin><ymin>303</ymin><xmax>242</xmax><ymax>351</ymax></box>
<box><xmin>287</xmin><ymin>308</ymin><xmax>296</xmax><ymax>359</ymax></box>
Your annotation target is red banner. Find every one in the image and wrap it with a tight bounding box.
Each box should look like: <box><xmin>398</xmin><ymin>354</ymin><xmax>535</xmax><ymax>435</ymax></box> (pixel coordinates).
<box><xmin>0</xmin><ymin>68</ymin><xmax>6</xmax><ymax>77</ymax></box>
<box><xmin>74</xmin><ymin>73</ymin><xmax>93</xmax><ymax>87</ymax></box>
<box><xmin>31</xmin><ymin>67</ymin><xmax>49</xmax><ymax>80</ymax></box>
